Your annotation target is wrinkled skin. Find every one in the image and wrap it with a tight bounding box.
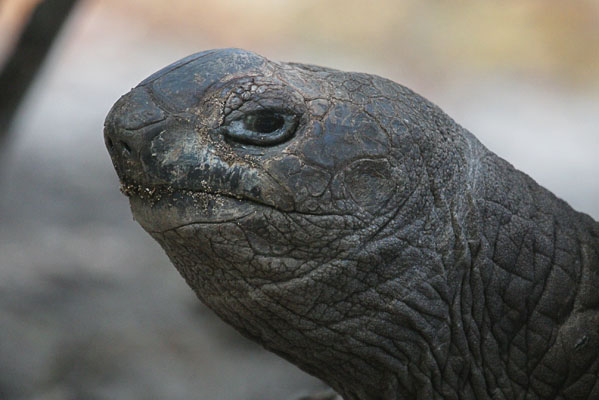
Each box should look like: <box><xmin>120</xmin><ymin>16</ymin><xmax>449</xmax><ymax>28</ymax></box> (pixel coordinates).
<box><xmin>104</xmin><ymin>49</ymin><xmax>599</xmax><ymax>400</ymax></box>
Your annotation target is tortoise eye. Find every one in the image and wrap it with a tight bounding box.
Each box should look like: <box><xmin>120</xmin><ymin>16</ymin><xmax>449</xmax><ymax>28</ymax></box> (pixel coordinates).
<box><xmin>244</xmin><ymin>111</ymin><xmax>285</xmax><ymax>133</ymax></box>
<box><xmin>222</xmin><ymin>110</ymin><xmax>298</xmax><ymax>146</ymax></box>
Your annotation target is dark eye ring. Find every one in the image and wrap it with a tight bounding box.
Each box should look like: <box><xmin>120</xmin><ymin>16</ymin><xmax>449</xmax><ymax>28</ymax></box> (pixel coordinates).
<box><xmin>221</xmin><ymin>110</ymin><xmax>298</xmax><ymax>146</ymax></box>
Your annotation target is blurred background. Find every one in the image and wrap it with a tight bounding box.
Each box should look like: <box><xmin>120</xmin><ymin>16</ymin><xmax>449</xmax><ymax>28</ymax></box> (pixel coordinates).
<box><xmin>0</xmin><ymin>0</ymin><xmax>597</xmax><ymax>399</ymax></box>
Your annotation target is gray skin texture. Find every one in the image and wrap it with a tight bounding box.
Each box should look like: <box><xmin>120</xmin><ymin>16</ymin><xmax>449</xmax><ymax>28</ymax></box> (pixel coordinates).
<box><xmin>104</xmin><ymin>49</ymin><xmax>599</xmax><ymax>400</ymax></box>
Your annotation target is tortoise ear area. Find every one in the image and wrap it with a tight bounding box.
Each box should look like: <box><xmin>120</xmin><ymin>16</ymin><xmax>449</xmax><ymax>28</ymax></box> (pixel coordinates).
<box><xmin>341</xmin><ymin>159</ymin><xmax>397</xmax><ymax>214</ymax></box>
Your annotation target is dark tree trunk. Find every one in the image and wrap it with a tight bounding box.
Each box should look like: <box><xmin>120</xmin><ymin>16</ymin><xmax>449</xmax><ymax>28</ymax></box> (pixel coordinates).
<box><xmin>0</xmin><ymin>0</ymin><xmax>80</xmax><ymax>141</ymax></box>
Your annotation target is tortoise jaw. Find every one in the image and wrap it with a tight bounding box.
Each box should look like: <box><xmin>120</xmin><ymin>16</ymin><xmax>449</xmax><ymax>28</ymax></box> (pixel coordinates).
<box><xmin>127</xmin><ymin>186</ymin><xmax>257</xmax><ymax>233</ymax></box>
<box><xmin>122</xmin><ymin>179</ymin><xmax>296</xmax><ymax>233</ymax></box>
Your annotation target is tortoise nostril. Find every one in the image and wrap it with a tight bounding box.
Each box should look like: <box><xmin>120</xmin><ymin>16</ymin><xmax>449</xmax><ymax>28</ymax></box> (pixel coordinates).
<box><xmin>120</xmin><ymin>140</ymin><xmax>132</xmax><ymax>155</ymax></box>
<box><xmin>106</xmin><ymin>137</ymin><xmax>114</xmax><ymax>150</ymax></box>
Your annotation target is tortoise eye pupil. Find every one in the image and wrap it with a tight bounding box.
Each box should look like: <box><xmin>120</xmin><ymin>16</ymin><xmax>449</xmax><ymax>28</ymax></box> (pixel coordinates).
<box><xmin>244</xmin><ymin>111</ymin><xmax>285</xmax><ymax>133</ymax></box>
<box><xmin>222</xmin><ymin>109</ymin><xmax>298</xmax><ymax>146</ymax></box>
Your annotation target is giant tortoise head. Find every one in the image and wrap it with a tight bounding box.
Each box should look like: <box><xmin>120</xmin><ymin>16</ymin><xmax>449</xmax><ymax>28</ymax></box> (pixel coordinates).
<box><xmin>104</xmin><ymin>48</ymin><xmax>467</xmax><ymax>397</ymax></box>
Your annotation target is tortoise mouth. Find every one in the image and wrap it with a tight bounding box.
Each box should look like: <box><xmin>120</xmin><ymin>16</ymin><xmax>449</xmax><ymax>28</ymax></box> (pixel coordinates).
<box><xmin>122</xmin><ymin>180</ymin><xmax>277</xmax><ymax>233</ymax></box>
<box><xmin>119</xmin><ymin>178</ymin><xmax>293</xmax><ymax>212</ymax></box>
<box><xmin>119</xmin><ymin>180</ymin><xmax>246</xmax><ymax>207</ymax></box>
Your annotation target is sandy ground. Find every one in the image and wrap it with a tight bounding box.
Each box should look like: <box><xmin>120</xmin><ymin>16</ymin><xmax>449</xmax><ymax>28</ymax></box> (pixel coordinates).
<box><xmin>0</xmin><ymin>3</ymin><xmax>597</xmax><ymax>399</ymax></box>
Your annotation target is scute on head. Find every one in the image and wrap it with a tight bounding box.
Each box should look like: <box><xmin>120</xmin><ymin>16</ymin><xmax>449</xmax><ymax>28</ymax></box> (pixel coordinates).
<box><xmin>140</xmin><ymin>49</ymin><xmax>270</xmax><ymax>114</ymax></box>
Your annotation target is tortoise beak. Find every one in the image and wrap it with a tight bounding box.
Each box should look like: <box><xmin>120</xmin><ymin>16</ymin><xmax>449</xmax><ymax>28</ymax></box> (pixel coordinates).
<box><xmin>104</xmin><ymin>86</ymin><xmax>166</xmax><ymax>184</ymax></box>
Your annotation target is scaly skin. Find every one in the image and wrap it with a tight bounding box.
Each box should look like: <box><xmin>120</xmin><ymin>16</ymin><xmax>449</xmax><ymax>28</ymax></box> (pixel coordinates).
<box><xmin>104</xmin><ymin>49</ymin><xmax>599</xmax><ymax>400</ymax></box>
